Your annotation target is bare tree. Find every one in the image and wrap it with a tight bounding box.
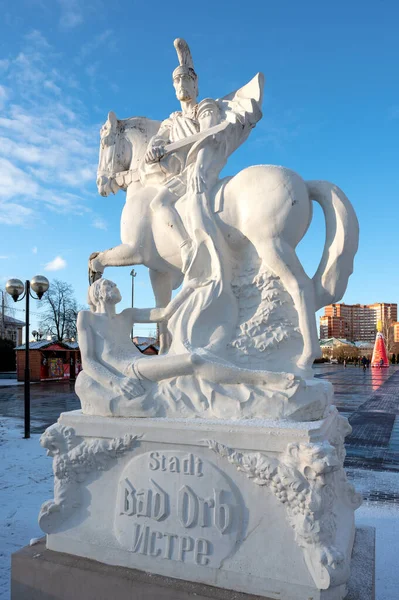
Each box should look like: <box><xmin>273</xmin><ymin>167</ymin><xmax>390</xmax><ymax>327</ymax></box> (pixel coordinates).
<box><xmin>321</xmin><ymin>344</ymin><xmax>360</xmax><ymax>363</ymax></box>
<box><xmin>380</xmin><ymin>319</ymin><xmax>395</xmax><ymax>356</ymax></box>
<box><xmin>38</xmin><ymin>279</ymin><xmax>82</xmax><ymax>342</ymax></box>
<box><xmin>331</xmin><ymin>345</ymin><xmax>360</xmax><ymax>362</ymax></box>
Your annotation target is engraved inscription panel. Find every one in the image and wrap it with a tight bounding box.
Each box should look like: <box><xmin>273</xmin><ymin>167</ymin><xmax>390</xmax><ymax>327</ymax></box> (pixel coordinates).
<box><xmin>114</xmin><ymin>450</ymin><xmax>243</xmax><ymax>568</ymax></box>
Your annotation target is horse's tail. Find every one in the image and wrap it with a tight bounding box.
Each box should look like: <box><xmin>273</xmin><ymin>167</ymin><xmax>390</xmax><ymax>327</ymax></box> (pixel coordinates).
<box><xmin>307</xmin><ymin>181</ymin><xmax>359</xmax><ymax>311</ymax></box>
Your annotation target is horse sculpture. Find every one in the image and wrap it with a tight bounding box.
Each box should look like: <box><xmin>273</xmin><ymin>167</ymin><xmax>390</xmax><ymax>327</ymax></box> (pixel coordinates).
<box><xmin>89</xmin><ymin>111</ymin><xmax>359</xmax><ymax>373</ymax></box>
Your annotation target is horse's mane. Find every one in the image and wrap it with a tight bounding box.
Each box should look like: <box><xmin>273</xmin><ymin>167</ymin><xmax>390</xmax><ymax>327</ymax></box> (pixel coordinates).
<box><xmin>118</xmin><ymin>116</ymin><xmax>161</xmax><ymax>172</ymax></box>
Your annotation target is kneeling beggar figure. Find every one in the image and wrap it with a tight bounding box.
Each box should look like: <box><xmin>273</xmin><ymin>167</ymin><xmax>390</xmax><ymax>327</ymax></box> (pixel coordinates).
<box><xmin>83</xmin><ymin>37</ymin><xmax>359</xmax><ymax>421</ymax></box>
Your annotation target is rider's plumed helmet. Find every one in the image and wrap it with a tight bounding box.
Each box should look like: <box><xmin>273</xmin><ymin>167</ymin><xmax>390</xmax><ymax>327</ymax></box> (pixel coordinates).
<box><xmin>172</xmin><ymin>38</ymin><xmax>197</xmax><ymax>83</ymax></box>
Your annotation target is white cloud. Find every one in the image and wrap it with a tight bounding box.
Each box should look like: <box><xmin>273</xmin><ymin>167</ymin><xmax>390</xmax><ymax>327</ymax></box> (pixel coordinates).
<box><xmin>86</xmin><ymin>62</ymin><xmax>99</xmax><ymax>78</ymax></box>
<box><xmin>0</xmin><ymin>202</ymin><xmax>34</xmax><ymax>226</ymax></box>
<box><xmin>58</xmin><ymin>0</ymin><xmax>84</xmax><ymax>29</ymax></box>
<box><xmin>0</xmin><ymin>157</ymin><xmax>39</xmax><ymax>199</ymax></box>
<box><xmin>55</xmin><ymin>103</ymin><xmax>76</xmax><ymax>121</ymax></box>
<box><xmin>24</xmin><ymin>30</ymin><xmax>51</xmax><ymax>49</ymax></box>
<box><xmin>0</xmin><ymin>59</ymin><xmax>10</xmax><ymax>72</ymax></box>
<box><xmin>92</xmin><ymin>217</ymin><xmax>107</xmax><ymax>230</ymax></box>
<box><xmin>32</xmin><ymin>246</ymin><xmax>38</xmax><ymax>254</ymax></box>
<box><xmin>44</xmin><ymin>80</ymin><xmax>61</xmax><ymax>95</ymax></box>
<box><xmin>0</xmin><ymin>255</ymin><xmax>9</xmax><ymax>259</ymax></box>
<box><xmin>80</xmin><ymin>30</ymin><xmax>113</xmax><ymax>59</ymax></box>
<box><xmin>44</xmin><ymin>256</ymin><xmax>67</xmax><ymax>271</ymax></box>
<box><xmin>0</xmin><ymin>86</ymin><xmax>8</xmax><ymax>110</ymax></box>
<box><xmin>41</xmin><ymin>190</ymin><xmax>90</xmax><ymax>215</ymax></box>
<box><xmin>0</xmin><ymin>137</ymin><xmax>43</xmax><ymax>165</ymax></box>
<box><xmin>0</xmin><ymin>32</ymin><xmax>100</xmax><ymax>226</ymax></box>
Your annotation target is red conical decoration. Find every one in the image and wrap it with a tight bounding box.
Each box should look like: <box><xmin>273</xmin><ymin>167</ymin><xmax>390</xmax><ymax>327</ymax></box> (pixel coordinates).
<box><xmin>371</xmin><ymin>331</ymin><xmax>389</xmax><ymax>367</ymax></box>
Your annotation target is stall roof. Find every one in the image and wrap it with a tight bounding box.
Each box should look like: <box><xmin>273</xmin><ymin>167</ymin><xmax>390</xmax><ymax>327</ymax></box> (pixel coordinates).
<box><xmin>354</xmin><ymin>340</ymin><xmax>374</xmax><ymax>349</ymax></box>
<box><xmin>136</xmin><ymin>341</ymin><xmax>160</xmax><ymax>352</ymax></box>
<box><xmin>132</xmin><ymin>336</ymin><xmax>159</xmax><ymax>353</ymax></box>
<box><xmin>319</xmin><ymin>337</ymin><xmax>357</xmax><ymax>348</ymax></box>
<box><xmin>15</xmin><ymin>340</ymin><xmax>79</xmax><ymax>351</ymax></box>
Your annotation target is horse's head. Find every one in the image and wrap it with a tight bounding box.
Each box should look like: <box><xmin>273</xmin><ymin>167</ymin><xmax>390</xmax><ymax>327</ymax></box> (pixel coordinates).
<box><xmin>97</xmin><ymin>112</ymin><xmax>161</xmax><ymax>197</ymax></box>
<box><xmin>100</xmin><ymin>110</ymin><xmax>118</xmax><ymax>148</ymax></box>
<box><xmin>97</xmin><ymin>111</ymin><xmax>126</xmax><ymax>196</ymax></box>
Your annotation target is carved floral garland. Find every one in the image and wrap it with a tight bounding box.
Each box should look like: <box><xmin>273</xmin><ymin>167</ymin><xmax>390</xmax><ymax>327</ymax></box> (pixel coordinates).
<box><xmin>206</xmin><ymin>414</ymin><xmax>361</xmax><ymax>589</ymax></box>
<box><xmin>39</xmin><ymin>423</ymin><xmax>140</xmax><ymax>534</ymax></box>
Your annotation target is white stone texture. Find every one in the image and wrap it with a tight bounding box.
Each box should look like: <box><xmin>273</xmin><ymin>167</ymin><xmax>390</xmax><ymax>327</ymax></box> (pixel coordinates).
<box><xmin>41</xmin><ymin>408</ymin><xmax>361</xmax><ymax>600</ymax></box>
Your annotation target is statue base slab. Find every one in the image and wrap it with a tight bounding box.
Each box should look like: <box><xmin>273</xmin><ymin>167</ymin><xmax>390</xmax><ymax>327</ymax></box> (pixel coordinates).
<box><xmin>39</xmin><ymin>408</ymin><xmax>361</xmax><ymax>600</ymax></box>
<box><xmin>11</xmin><ymin>529</ymin><xmax>375</xmax><ymax>600</ymax></box>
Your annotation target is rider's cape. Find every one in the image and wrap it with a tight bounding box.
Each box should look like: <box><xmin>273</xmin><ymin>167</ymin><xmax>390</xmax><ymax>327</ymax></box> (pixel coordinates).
<box><xmin>187</xmin><ymin>71</ymin><xmax>264</xmax><ymax>169</ymax></box>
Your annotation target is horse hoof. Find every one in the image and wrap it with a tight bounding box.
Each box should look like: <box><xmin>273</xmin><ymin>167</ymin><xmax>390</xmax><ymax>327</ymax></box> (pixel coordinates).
<box><xmin>88</xmin><ymin>252</ymin><xmax>103</xmax><ymax>284</ymax></box>
<box><xmin>88</xmin><ymin>269</ymin><xmax>103</xmax><ymax>285</ymax></box>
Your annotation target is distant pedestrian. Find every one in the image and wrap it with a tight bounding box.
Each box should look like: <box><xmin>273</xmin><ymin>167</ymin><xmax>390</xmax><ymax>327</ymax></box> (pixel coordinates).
<box><xmin>379</xmin><ymin>358</ymin><xmax>384</xmax><ymax>369</ymax></box>
<box><xmin>343</xmin><ymin>359</ymin><xmax>347</xmax><ymax>368</ymax></box>
<box><xmin>361</xmin><ymin>356</ymin><xmax>367</xmax><ymax>372</ymax></box>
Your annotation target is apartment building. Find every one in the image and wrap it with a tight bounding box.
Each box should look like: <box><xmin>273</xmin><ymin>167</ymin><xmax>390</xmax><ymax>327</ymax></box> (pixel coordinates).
<box><xmin>319</xmin><ymin>303</ymin><xmax>397</xmax><ymax>342</ymax></box>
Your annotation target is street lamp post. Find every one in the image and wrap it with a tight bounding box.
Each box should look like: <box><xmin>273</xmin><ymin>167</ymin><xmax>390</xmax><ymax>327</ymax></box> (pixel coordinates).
<box><xmin>6</xmin><ymin>276</ymin><xmax>50</xmax><ymax>439</ymax></box>
<box><xmin>1</xmin><ymin>290</ymin><xmax>5</xmax><ymax>339</ymax></box>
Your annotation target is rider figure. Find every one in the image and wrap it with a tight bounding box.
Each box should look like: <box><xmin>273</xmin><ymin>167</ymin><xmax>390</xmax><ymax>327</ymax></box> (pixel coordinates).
<box><xmin>139</xmin><ymin>38</ymin><xmax>222</xmax><ymax>273</ymax></box>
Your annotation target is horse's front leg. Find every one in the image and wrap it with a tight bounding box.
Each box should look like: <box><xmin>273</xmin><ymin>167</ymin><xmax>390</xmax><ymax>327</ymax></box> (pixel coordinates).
<box><xmin>149</xmin><ymin>269</ymin><xmax>173</xmax><ymax>355</ymax></box>
<box><xmin>88</xmin><ymin>243</ymin><xmax>143</xmax><ymax>284</ymax></box>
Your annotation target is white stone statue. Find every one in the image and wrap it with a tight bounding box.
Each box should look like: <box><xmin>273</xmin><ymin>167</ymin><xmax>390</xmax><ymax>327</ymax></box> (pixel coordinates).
<box><xmin>89</xmin><ymin>37</ymin><xmax>358</xmax><ymax>390</ymax></box>
<box><xmin>38</xmin><ymin>38</ymin><xmax>362</xmax><ymax>600</ymax></box>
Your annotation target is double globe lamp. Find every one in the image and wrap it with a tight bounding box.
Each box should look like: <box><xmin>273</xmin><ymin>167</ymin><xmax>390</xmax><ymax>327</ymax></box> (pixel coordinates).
<box><xmin>5</xmin><ymin>276</ymin><xmax>50</xmax><ymax>438</ymax></box>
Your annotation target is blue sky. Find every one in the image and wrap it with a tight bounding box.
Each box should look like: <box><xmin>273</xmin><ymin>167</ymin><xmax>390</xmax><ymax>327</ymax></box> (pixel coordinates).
<box><xmin>1</xmin><ymin>0</ymin><xmax>399</xmax><ymax>336</ymax></box>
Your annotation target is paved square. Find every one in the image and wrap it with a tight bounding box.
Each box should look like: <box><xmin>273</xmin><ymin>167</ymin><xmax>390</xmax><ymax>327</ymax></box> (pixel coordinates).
<box><xmin>314</xmin><ymin>365</ymin><xmax>399</xmax><ymax>474</ymax></box>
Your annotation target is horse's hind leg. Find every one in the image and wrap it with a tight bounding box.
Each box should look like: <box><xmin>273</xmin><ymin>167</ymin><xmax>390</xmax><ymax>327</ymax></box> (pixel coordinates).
<box><xmin>88</xmin><ymin>243</ymin><xmax>143</xmax><ymax>283</ymax></box>
<box><xmin>258</xmin><ymin>239</ymin><xmax>320</xmax><ymax>375</ymax></box>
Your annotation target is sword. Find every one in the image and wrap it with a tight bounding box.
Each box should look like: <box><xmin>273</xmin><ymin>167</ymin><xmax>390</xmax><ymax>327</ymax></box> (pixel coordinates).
<box><xmin>113</xmin><ymin>121</ymin><xmax>229</xmax><ymax>187</ymax></box>
<box><xmin>163</xmin><ymin>120</ymin><xmax>229</xmax><ymax>155</ymax></box>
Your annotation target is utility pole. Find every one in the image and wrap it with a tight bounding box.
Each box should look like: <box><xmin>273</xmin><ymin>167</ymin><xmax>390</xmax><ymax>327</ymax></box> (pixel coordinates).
<box><xmin>1</xmin><ymin>291</ymin><xmax>4</xmax><ymax>339</ymax></box>
<box><xmin>130</xmin><ymin>269</ymin><xmax>136</xmax><ymax>340</ymax></box>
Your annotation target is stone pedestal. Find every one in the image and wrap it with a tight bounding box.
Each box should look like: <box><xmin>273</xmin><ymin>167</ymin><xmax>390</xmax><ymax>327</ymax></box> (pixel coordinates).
<box><xmin>36</xmin><ymin>407</ymin><xmax>361</xmax><ymax>600</ymax></box>
<box><xmin>10</xmin><ymin>528</ymin><xmax>375</xmax><ymax>600</ymax></box>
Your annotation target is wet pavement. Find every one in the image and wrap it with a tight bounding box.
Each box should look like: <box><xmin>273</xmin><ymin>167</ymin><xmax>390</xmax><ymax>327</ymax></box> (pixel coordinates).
<box><xmin>314</xmin><ymin>364</ymin><xmax>399</xmax><ymax>473</ymax></box>
<box><xmin>0</xmin><ymin>380</ymin><xmax>80</xmax><ymax>434</ymax></box>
